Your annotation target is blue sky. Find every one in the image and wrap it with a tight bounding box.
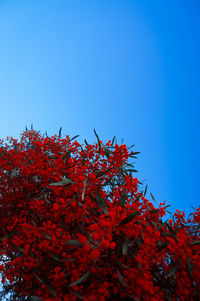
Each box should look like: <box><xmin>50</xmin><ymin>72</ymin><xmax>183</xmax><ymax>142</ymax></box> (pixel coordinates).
<box><xmin>0</xmin><ymin>0</ymin><xmax>199</xmax><ymax>226</ymax></box>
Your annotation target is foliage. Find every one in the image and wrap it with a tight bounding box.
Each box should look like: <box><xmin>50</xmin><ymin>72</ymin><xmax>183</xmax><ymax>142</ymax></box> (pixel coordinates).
<box><xmin>0</xmin><ymin>127</ymin><xmax>199</xmax><ymax>301</ymax></box>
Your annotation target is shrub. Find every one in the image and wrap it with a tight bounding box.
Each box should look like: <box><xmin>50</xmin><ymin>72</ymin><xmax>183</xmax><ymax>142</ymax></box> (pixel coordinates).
<box><xmin>0</xmin><ymin>128</ymin><xmax>199</xmax><ymax>301</ymax></box>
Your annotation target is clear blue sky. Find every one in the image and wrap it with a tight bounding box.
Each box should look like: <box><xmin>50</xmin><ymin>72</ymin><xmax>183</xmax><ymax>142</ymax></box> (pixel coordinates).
<box><xmin>0</xmin><ymin>0</ymin><xmax>199</xmax><ymax>225</ymax></box>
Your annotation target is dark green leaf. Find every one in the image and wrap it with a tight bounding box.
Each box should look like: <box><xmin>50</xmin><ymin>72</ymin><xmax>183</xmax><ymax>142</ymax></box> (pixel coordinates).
<box><xmin>40</xmin><ymin>230</ymin><xmax>52</xmax><ymax>240</ymax></box>
<box><xmin>49</xmin><ymin>176</ymin><xmax>75</xmax><ymax>186</ymax></box>
<box><xmin>118</xmin><ymin>211</ymin><xmax>139</xmax><ymax>226</ymax></box>
<box><xmin>95</xmin><ymin>167</ymin><xmax>113</xmax><ymax>178</ymax></box>
<box><xmin>69</xmin><ymin>270</ymin><xmax>90</xmax><ymax>287</ymax></box>
<box><xmin>117</xmin><ymin>270</ymin><xmax>129</xmax><ymax>287</ymax></box>
<box><xmin>95</xmin><ymin>190</ymin><xmax>108</xmax><ymax>215</ymax></box>
<box><xmin>144</xmin><ymin>185</ymin><xmax>148</xmax><ymax>196</ymax></box>
<box><xmin>134</xmin><ymin>193</ymin><xmax>142</xmax><ymax>203</ymax></box>
<box><xmin>164</xmin><ymin>297</ymin><xmax>171</xmax><ymax>301</ymax></box>
<box><xmin>122</xmin><ymin>241</ymin><xmax>128</xmax><ymax>255</ymax></box>
<box><xmin>0</xmin><ymin>233</ymin><xmax>11</xmax><ymax>242</ymax></box>
<box><xmin>126</xmin><ymin>169</ymin><xmax>138</xmax><ymax>172</ymax></box>
<box><xmin>167</xmin><ymin>264</ymin><xmax>178</xmax><ymax>279</ymax></box>
<box><xmin>65</xmin><ymin>240</ymin><xmax>82</xmax><ymax>246</ymax></box>
<box><xmin>135</xmin><ymin>237</ymin><xmax>142</xmax><ymax>247</ymax></box>
<box><xmin>49</xmin><ymin>254</ymin><xmax>62</xmax><ymax>262</ymax></box>
<box><xmin>70</xmin><ymin>290</ymin><xmax>84</xmax><ymax>299</ymax></box>
<box><xmin>42</xmin><ymin>274</ymin><xmax>58</xmax><ymax>297</ymax></box>
<box><xmin>70</xmin><ymin>135</ymin><xmax>80</xmax><ymax>142</ymax></box>
<box><xmin>94</xmin><ymin>129</ymin><xmax>101</xmax><ymax>152</ymax></box>
<box><xmin>150</xmin><ymin>192</ymin><xmax>156</xmax><ymax>203</ymax></box>
<box><xmin>31</xmin><ymin>296</ymin><xmax>44</xmax><ymax>301</ymax></box>
<box><xmin>149</xmin><ymin>209</ymin><xmax>160</xmax><ymax>214</ymax></box>
<box><xmin>120</xmin><ymin>190</ymin><xmax>128</xmax><ymax>207</ymax></box>
<box><xmin>64</xmin><ymin>194</ymin><xmax>76</xmax><ymax>209</ymax></box>
<box><xmin>133</xmin><ymin>152</ymin><xmax>141</xmax><ymax>155</ymax></box>
<box><xmin>10</xmin><ymin>167</ymin><xmax>17</xmax><ymax>179</ymax></box>
<box><xmin>191</xmin><ymin>240</ymin><xmax>200</xmax><ymax>246</ymax></box>
<box><xmin>112</xmin><ymin>136</ymin><xmax>116</xmax><ymax>145</ymax></box>
<box><xmin>58</xmin><ymin>127</ymin><xmax>62</xmax><ymax>137</ymax></box>
<box><xmin>84</xmin><ymin>139</ymin><xmax>89</xmax><ymax>146</ymax></box>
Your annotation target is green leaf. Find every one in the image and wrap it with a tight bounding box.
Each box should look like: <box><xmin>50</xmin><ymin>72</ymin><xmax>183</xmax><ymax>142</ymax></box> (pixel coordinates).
<box><xmin>41</xmin><ymin>273</ymin><xmax>58</xmax><ymax>297</ymax></box>
<box><xmin>49</xmin><ymin>176</ymin><xmax>75</xmax><ymax>186</ymax></box>
<box><xmin>94</xmin><ymin>129</ymin><xmax>101</xmax><ymax>152</ymax></box>
<box><xmin>144</xmin><ymin>185</ymin><xmax>148</xmax><ymax>196</ymax></box>
<box><xmin>84</xmin><ymin>139</ymin><xmax>89</xmax><ymax>146</ymax></box>
<box><xmin>120</xmin><ymin>190</ymin><xmax>128</xmax><ymax>207</ymax></box>
<box><xmin>153</xmin><ymin>223</ymin><xmax>165</xmax><ymax>233</ymax></box>
<box><xmin>10</xmin><ymin>167</ymin><xmax>17</xmax><ymax>179</ymax></box>
<box><xmin>49</xmin><ymin>254</ymin><xmax>62</xmax><ymax>262</ymax></box>
<box><xmin>82</xmin><ymin>153</ymin><xmax>87</xmax><ymax>166</ymax></box>
<box><xmin>122</xmin><ymin>241</ymin><xmax>128</xmax><ymax>255</ymax></box>
<box><xmin>89</xmin><ymin>190</ymin><xmax>108</xmax><ymax>215</ymax></box>
<box><xmin>135</xmin><ymin>237</ymin><xmax>142</xmax><ymax>247</ymax></box>
<box><xmin>117</xmin><ymin>270</ymin><xmax>129</xmax><ymax>287</ymax></box>
<box><xmin>65</xmin><ymin>240</ymin><xmax>82</xmax><ymax>246</ymax></box>
<box><xmin>126</xmin><ymin>169</ymin><xmax>138</xmax><ymax>172</ymax></box>
<box><xmin>102</xmin><ymin>143</ymin><xmax>112</xmax><ymax>158</ymax></box>
<box><xmin>95</xmin><ymin>167</ymin><xmax>113</xmax><ymax>178</ymax></box>
<box><xmin>160</xmin><ymin>232</ymin><xmax>172</xmax><ymax>237</ymax></box>
<box><xmin>0</xmin><ymin>233</ymin><xmax>11</xmax><ymax>242</ymax></box>
<box><xmin>164</xmin><ymin>297</ymin><xmax>171</xmax><ymax>301</ymax></box>
<box><xmin>118</xmin><ymin>211</ymin><xmax>140</xmax><ymax>226</ymax></box>
<box><xmin>70</xmin><ymin>135</ymin><xmax>80</xmax><ymax>142</ymax></box>
<box><xmin>64</xmin><ymin>194</ymin><xmax>76</xmax><ymax>209</ymax></box>
<box><xmin>191</xmin><ymin>240</ymin><xmax>200</xmax><ymax>246</ymax></box>
<box><xmin>69</xmin><ymin>270</ymin><xmax>90</xmax><ymax>287</ymax></box>
<box><xmin>31</xmin><ymin>296</ymin><xmax>44</xmax><ymax>301</ymax></box>
<box><xmin>58</xmin><ymin>127</ymin><xmax>62</xmax><ymax>137</ymax></box>
<box><xmin>70</xmin><ymin>290</ymin><xmax>84</xmax><ymax>299</ymax></box>
<box><xmin>112</xmin><ymin>136</ymin><xmax>116</xmax><ymax>145</ymax></box>
<box><xmin>40</xmin><ymin>230</ymin><xmax>52</xmax><ymax>240</ymax></box>
<box><xmin>167</xmin><ymin>264</ymin><xmax>178</xmax><ymax>279</ymax></box>
<box><xmin>149</xmin><ymin>209</ymin><xmax>160</xmax><ymax>214</ymax></box>
<box><xmin>134</xmin><ymin>193</ymin><xmax>142</xmax><ymax>203</ymax></box>
<box><xmin>150</xmin><ymin>192</ymin><xmax>156</xmax><ymax>203</ymax></box>
<box><xmin>9</xmin><ymin>242</ymin><xmax>24</xmax><ymax>254</ymax></box>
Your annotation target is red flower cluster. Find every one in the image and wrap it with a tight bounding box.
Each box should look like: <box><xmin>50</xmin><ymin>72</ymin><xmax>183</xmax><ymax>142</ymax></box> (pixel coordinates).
<box><xmin>0</xmin><ymin>129</ymin><xmax>199</xmax><ymax>301</ymax></box>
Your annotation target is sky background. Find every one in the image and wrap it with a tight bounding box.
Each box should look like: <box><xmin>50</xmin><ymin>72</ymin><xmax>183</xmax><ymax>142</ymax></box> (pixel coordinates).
<box><xmin>0</xmin><ymin>0</ymin><xmax>199</xmax><ymax>224</ymax></box>
<box><xmin>0</xmin><ymin>0</ymin><xmax>200</xmax><ymax>298</ymax></box>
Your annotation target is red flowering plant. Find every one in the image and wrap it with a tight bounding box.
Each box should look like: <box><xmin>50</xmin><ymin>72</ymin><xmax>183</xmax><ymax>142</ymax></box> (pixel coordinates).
<box><xmin>0</xmin><ymin>127</ymin><xmax>199</xmax><ymax>301</ymax></box>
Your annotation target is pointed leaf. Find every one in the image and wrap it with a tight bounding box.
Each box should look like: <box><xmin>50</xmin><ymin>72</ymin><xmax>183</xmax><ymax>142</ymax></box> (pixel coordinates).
<box><xmin>191</xmin><ymin>240</ymin><xmax>200</xmax><ymax>246</ymax></box>
<box><xmin>167</xmin><ymin>264</ymin><xmax>178</xmax><ymax>279</ymax></box>
<box><xmin>84</xmin><ymin>139</ymin><xmax>89</xmax><ymax>146</ymax></box>
<box><xmin>58</xmin><ymin>127</ymin><xmax>62</xmax><ymax>137</ymax></box>
<box><xmin>112</xmin><ymin>136</ymin><xmax>116</xmax><ymax>145</ymax></box>
<box><xmin>118</xmin><ymin>211</ymin><xmax>140</xmax><ymax>226</ymax></box>
<box><xmin>117</xmin><ymin>270</ymin><xmax>129</xmax><ymax>287</ymax></box>
<box><xmin>144</xmin><ymin>185</ymin><xmax>148</xmax><ymax>196</ymax></box>
<box><xmin>94</xmin><ymin>129</ymin><xmax>101</xmax><ymax>152</ymax></box>
<box><xmin>65</xmin><ymin>240</ymin><xmax>82</xmax><ymax>246</ymax></box>
<box><xmin>69</xmin><ymin>270</ymin><xmax>90</xmax><ymax>287</ymax></box>
<box><xmin>149</xmin><ymin>209</ymin><xmax>160</xmax><ymax>214</ymax></box>
<box><xmin>10</xmin><ymin>167</ymin><xmax>17</xmax><ymax>179</ymax></box>
<box><xmin>90</xmin><ymin>190</ymin><xmax>108</xmax><ymax>215</ymax></box>
<box><xmin>49</xmin><ymin>254</ymin><xmax>62</xmax><ymax>262</ymax></box>
<box><xmin>49</xmin><ymin>176</ymin><xmax>75</xmax><ymax>186</ymax></box>
<box><xmin>150</xmin><ymin>192</ymin><xmax>156</xmax><ymax>203</ymax></box>
<box><xmin>40</xmin><ymin>230</ymin><xmax>51</xmax><ymax>240</ymax></box>
<box><xmin>70</xmin><ymin>135</ymin><xmax>80</xmax><ymax>142</ymax></box>
<box><xmin>122</xmin><ymin>241</ymin><xmax>128</xmax><ymax>255</ymax></box>
<box><xmin>31</xmin><ymin>296</ymin><xmax>44</xmax><ymax>301</ymax></box>
<box><xmin>41</xmin><ymin>273</ymin><xmax>58</xmax><ymax>297</ymax></box>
